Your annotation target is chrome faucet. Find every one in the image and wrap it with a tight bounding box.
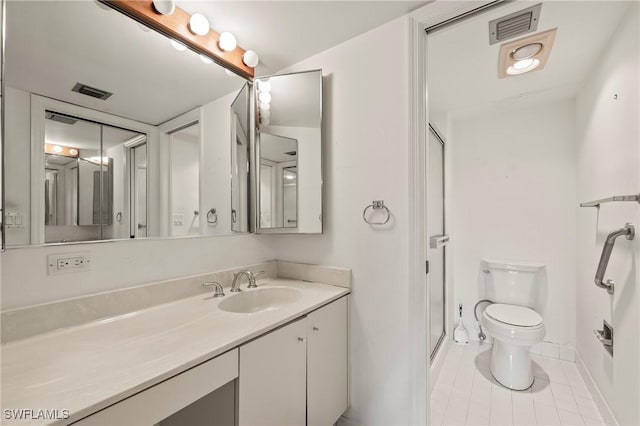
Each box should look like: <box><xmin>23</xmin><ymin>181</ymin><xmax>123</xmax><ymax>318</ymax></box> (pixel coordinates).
<box><xmin>202</xmin><ymin>281</ymin><xmax>225</xmax><ymax>297</ymax></box>
<box><xmin>230</xmin><ymin>270</ymin><xmax>264</xmax><ymax>292</ymax></box>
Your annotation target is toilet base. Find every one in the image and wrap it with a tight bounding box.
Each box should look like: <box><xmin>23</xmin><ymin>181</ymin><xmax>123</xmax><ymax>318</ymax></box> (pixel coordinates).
<box><xmin>489</xmin><ymin>340</ymin><xmax>534</xmax><ymax>391</ymax></box>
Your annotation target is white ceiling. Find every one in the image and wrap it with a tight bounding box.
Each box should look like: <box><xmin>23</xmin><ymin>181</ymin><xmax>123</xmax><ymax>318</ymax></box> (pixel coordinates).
<box><xmin>261</xmin><ymin>133</ymin><xmax>298</xmax><ymax>163</ymax></box>
<box><xmin>427</xmin><ymin>1</ymin><xmax>632</xmax><ymax>118</ymax></box>
<box><xmin>5</xmin><ymin>1</ymin><xmax>426</xmax><ymax>127</ymax></box>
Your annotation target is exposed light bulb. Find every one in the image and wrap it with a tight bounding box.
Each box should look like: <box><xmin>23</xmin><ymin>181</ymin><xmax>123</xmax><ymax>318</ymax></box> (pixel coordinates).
<box><xmin>189</xmin><ymin>13</ymin><xmax>210</xmax><ymax>36</ymax></box>
<box><xmin>170</xmin><ymin>40</ymin><xmax>187</xmax><ymax>51</ymax></box>
<box><xmin>242</xmin><ymin>50</ymin><xmax>259</xmax><ymax>68</ymax></box>
<box><xmin>200</xmin><ymin>55</ymin><xmax>213</xmax><ymax>64</ymax></box>
<box><xmin>258</xmin><ymin>92</ymin><xmax>272</xmax><ymax>104</ymax></box>
<box><xmin>218</xmin><ymin>32</ymin><xmax>237</xmax><ymax>52</ymax></box>
<box><xmin>257</xmin><ymin>80</ymin><xmax>271</xmax><ymax>93</ymax></box>
<box><xmin>52</xmin><ymin>145</ymin><xmax>63</xmax><ymax>153</ymax></box>
<box><xmin>259</xmin><ymin>102</ymin><xmax>271</xmax><ymax>111</ymax></box>
<box><xmin>152</xmin><ymin>0</ymin><xmax>175</xmax><ymax>15</ymax></box>
<box><xmin>68</xmin><ymin>148</ymin><xmax>79</xmax><ymax>156</ymax></box>
<box><xmin>260</xmin><ymin>110</ymin><xmax>271</xmax><ymax>118</ymax></box>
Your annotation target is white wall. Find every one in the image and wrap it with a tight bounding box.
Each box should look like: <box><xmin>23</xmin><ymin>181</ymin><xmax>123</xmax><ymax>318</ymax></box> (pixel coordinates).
<box><xmin>269</xmin><ymin>17</ymin><xmax>413</xmax><ymax>425</ymax></box>
<box><xmin>575</xmin><ymin>4</ymin><xmax>640</xmax><ymax>424</ymax></box>
<box><xmin>1</xmin><ymin>235</ymin><xmax>275</xmax><ymax>310</ymax></box>
<box><xmin>201</xmin><ymin>91</ymin><xmax>238</xmax><ymax>236</ymax></box>
<box><xmin>450</xmin><ymin>100</ymin><xmax>577</xmax><ymax>349</ymax></box>
<box><xmin>4</xmin><ymin>87</ymin><xmax>31</xmax><ymax>246</ymax></box>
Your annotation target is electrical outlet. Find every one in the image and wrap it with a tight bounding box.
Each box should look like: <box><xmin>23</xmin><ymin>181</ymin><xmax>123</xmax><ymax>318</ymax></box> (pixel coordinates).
<box><xmin>48</xmin><ymin>252</ymin><xmax>91</xmax><ymax>275</ymax></box>
<box><xmin>173</xmin><ymin>214</ymin><xmax>185</xmax><ymax>226</ymax></box>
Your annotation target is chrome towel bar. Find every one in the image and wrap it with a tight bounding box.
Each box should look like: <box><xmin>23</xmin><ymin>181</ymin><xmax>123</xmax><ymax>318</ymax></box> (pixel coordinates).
<box><xmin>580</xmin><ymin>193</ymin><xmax>640</xmax><ymax>208</ymax></box>
<box><xmin>594</xmin><ymin>223</ymin><xmax>635</xmax><ymax>294</ymax></box>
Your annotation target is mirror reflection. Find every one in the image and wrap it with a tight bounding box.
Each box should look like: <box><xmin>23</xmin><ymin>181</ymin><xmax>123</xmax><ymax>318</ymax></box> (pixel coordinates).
<box><xmin>3</xmin><ymin>1</ymin><xmax>249</xmax><ymax>246</ymax></box>
<box><xmin>255</xmin><ymin>70</ymin><xmax>323</xmax><ymax>233</ymax></box>
<box><xmin>259</xmin><ymin>133</ymin><xmax>298</xmax><ymax>228</ymax></box>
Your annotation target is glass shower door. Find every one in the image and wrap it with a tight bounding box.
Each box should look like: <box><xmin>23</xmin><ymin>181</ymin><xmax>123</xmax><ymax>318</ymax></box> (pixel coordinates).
<box><xmin>428</xmin><ymin>124</ymin><xmax>447</xmax><ymax>361</ymax></box>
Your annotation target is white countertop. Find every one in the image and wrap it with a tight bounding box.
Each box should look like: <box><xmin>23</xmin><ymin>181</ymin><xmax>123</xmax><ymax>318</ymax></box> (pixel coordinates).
<box><xmin>1</xmin><ymin>279</ymin><xmax>349</xmax><ymax>425</ymax></box>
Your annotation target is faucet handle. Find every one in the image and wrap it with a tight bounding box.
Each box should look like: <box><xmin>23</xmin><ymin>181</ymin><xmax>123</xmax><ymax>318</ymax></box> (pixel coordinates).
<box><xmin>247</xmin><ymin>271</ymin><xmax>265</xmax><ymax>289</ymax></box>
<box><xmin>203</xmin><ymin>281</ymin><xmax>225</xmax><ymax>297</ymax></box>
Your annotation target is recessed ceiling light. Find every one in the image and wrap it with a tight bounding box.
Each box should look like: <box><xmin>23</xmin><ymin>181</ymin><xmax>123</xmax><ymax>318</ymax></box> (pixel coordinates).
<box><xmin>498</xmin><ymin>28</ymin><xmax>557</xmax><ymax>79</ymax></box>
<box><xmin>507</xmin><ymin>58</ymin><xmax>540</xmax><ymax>75</ymax></box>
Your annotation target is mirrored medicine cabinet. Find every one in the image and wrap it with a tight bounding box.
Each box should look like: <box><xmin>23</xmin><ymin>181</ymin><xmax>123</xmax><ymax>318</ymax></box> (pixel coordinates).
<box><xmin>0</xmin><ymin>0</ymin><xmax>323</xmax><ymax>249</ymax></box>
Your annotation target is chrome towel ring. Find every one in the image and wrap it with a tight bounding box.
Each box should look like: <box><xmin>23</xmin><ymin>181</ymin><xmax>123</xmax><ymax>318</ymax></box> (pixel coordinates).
<box><xmin>363</xmin><ymin>200</ymin><xmax>391</xmax><ymax>225</ymax></box>
<box><xmin>207</xmin><ymin>208</ymin><xmax>218</xmax><ymax>224</ymax></box>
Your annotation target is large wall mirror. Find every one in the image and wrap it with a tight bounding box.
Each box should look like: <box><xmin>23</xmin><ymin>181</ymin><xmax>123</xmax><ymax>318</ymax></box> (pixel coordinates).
<box><xmin>254</xmin><ymin>70</ymin><xmax>323</xmax><ymax>234</ymax></box>
<box><xmin>2</xmin><ymin>1</ymin><xmax>251</xmax><ymax>247</ymax></box>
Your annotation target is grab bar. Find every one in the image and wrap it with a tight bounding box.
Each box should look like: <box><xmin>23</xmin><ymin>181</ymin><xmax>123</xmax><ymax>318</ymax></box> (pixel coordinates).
<box><xmin>594</xmin><ymin>223</ymin><xmax>635</xmax><ymax>294</ymax></box>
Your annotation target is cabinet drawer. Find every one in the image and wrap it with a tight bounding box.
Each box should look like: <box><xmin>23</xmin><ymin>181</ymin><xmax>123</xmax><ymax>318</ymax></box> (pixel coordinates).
<box><xmin>74</xmin><ymin>349</ymin><xmax>238</xmax><ymax>426</ymax></box>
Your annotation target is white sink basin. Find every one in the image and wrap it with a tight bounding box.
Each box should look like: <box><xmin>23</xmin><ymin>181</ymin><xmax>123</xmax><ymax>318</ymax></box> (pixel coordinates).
<box><xmin>218</xmin><ymin>287</ymin><xmax>303</xmax><ymax>314</ymax></box>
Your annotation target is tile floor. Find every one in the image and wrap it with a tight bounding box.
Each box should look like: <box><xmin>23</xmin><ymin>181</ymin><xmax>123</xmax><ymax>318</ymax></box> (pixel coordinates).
<box><xmin>430</xmin><ymin>342</ymin><xmax>607</xmax><ymax>426</ymax></box>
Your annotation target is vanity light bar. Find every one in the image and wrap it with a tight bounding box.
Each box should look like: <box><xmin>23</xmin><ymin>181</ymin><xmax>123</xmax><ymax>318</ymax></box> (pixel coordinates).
<box><xmin>102</xmin><ymin>0</ymin><xmax>255</xmax><ymax>79</ymax></box>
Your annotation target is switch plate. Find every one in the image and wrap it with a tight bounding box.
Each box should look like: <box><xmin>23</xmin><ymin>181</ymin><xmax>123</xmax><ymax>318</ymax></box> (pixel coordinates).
<box><xmin>47</xmin><ymin>252</ymin><xmax>91</xmax><ymax>275</ymax></box>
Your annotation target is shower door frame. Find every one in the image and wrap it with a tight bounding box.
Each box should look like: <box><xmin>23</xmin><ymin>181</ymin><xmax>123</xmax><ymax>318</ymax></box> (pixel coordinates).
<box><xmin>428</xmin><ymin>123</ymin><xmax>447</xmax><ymax>363</ymax></box>
<box><xmin>406</xmin><ymin>1</ymin><xmax>508</xmax><ymax>424</ymax></box>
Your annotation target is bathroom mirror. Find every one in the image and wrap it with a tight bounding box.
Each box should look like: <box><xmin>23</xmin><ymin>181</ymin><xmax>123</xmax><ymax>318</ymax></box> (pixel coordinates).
<box><xmin>255</xmin><ymin>70</ymin><xmax>323</xmax><ymax>234</ymax></box>
<box><xmin>2</xmin><ymin>1</ymin><xmax>250</xmax><ymax>246</ymax></box>
<box><xmin>231</xmin><ymin>83</ymin><xmax>251</xmax><ymax>233</ymax></box>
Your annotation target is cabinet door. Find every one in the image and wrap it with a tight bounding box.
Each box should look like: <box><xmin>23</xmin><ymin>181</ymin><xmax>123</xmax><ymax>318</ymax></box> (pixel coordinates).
<box><xmin>238</xmin><ymin>318</ymin><xmax>307</xmax><ymax>426</ymax></box>
<box><xmin>307</xmin><ymin>296</ymin><xmax>349</xmax><ymax>426</ymax></box>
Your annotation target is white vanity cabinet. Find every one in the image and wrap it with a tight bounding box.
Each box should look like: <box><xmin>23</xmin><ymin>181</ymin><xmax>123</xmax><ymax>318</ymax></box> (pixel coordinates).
<box><xmin>307</xmin><ymin>296</ymin><xmax>349</xmax><ymax>426</ymax></box>
<box><xmin>238</xmin><ymin>296</ymin><xmax>349</xmax><ymax>426</ymax></box>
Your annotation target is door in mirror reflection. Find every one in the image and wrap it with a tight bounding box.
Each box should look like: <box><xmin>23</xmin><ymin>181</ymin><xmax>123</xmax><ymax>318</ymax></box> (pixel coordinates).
<box><xmin>231</xmin><ymin>83</ymin><xmax>250</xmax><ymax>233</ymax></box>
<box><xmin>169</xmin><ymin>123</ymin><xmax>200</xmax><ymax>237</ymax></box>
<box><xmin>255</xmin><ymin>70</ymin><xmax>322</xmax><ymax>233</ymax></box>
<box><xmin>259</xmin><ymin>133</ymin><xmax>297</xmax><ymax>229</ymax></box>
<box><xmin>43</xmin><ymin>112</ymin><xmax>145</xmax><ymax>244</ymax></box>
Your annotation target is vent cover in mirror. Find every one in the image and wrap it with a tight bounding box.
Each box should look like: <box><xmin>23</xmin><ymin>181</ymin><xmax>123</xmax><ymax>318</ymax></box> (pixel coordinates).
<box><xmin>489</xmin><ymin>3</ymin><xmax>541</xmax><ymax>45</ymax></box>
<box><xmin>72</xmin><ymin>82</ymin><xmax>113</xmax><ymax>100</ymax></box>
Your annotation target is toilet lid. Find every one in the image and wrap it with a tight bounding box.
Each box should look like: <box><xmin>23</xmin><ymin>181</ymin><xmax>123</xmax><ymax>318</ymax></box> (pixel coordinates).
<box><xmin>485</xmin><ymin>304</ymin><xmax>543</xmax><ymax>327</ymax></box>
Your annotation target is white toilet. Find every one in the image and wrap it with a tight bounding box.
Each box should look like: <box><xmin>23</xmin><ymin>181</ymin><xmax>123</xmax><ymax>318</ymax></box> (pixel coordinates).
<box><xmin>481</xmin><ymin>259</ymin><xmax>545</xmax><ymax>390</ymax></box>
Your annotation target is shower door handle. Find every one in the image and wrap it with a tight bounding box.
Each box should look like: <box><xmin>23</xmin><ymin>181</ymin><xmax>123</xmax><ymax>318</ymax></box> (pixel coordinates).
<box><xmin>429</xmin><ymin>234</ymin><xmax>450</xmax><ymax>249</ymax></box>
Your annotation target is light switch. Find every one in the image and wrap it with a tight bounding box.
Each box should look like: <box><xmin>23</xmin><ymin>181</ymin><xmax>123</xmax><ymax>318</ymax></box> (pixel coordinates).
<box><xmin>15</xmin><ymin>214</ymin><xmax>22</xmax><ymax>225</ymax></box>
<box><xmin>5</xmin><ymin>214</ymin><xmax>14</xmax><ymax>226</ymax></box>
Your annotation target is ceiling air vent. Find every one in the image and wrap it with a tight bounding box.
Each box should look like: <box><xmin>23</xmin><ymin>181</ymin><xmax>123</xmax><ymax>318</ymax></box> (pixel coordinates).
<box><xmin>72</xmin><ymin>82</ymin><xmax>113</xmax><ymax>100</ymax></box>
<box><xmin>489</xmin><ymin>3</ymin><xmax>541</xmax><ymax>45</ymax></box>
<box><xmin>45</xmin><ymin>111</ymin><xmax>77</xmax><ymax>125</ymax></box>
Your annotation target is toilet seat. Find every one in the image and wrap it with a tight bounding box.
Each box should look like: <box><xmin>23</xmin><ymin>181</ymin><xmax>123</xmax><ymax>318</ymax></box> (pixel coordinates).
<box><xmin>485</xmin><ymin>303</ymin><xmax>542</xmax><ymax>327</ymax></box>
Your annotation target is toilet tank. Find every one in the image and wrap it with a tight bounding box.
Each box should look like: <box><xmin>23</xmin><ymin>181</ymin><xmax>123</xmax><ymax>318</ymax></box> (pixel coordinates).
<box><xmin>482</xmin><ymin>259</ymin><xmax>544</xmax><ymax>308</ymax></box>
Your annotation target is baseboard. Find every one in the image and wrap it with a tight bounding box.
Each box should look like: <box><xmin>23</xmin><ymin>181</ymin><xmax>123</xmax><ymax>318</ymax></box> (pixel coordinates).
<box><xmin>575</xmin><ymin>351</ymin><xmax>618</xmax><ymax>426</ymax></box>
<box><xmin>430</xmin><ymin>336</ymin><xmax>451</xmax><ymax>391</ymax></box>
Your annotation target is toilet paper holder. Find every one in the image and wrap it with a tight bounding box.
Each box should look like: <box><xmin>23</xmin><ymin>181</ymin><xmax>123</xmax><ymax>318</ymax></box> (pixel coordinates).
<box><xmin>594</xmin><ymin>320</ymin><xmax>613</xmax><ymax>356</ymax></box>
